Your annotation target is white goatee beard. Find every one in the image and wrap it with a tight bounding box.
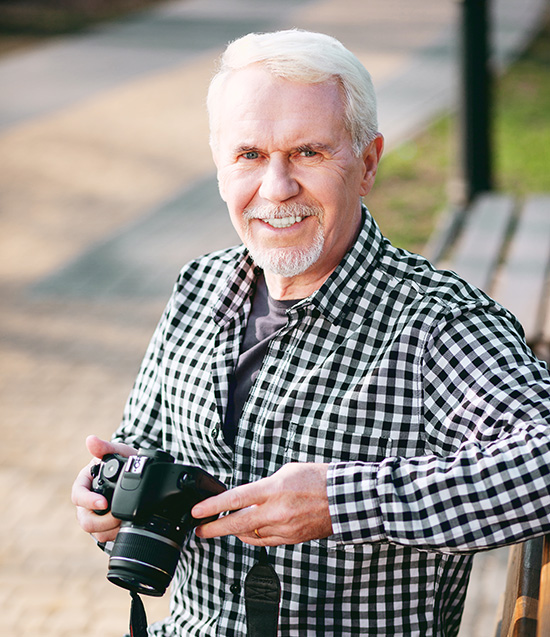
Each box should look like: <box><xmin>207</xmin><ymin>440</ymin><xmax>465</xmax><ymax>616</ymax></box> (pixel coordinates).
<box><xmin>243</xmin><ymin>203</ymin><xmax>325</xmax><ymax>278</ymax></box>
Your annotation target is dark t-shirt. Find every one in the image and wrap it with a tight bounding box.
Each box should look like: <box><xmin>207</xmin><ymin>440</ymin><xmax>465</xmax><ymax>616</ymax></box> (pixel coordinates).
<box><xmin>223</xmin><ymin>274</ymin><xmax>298</xmax><ymax>447</ymax></box>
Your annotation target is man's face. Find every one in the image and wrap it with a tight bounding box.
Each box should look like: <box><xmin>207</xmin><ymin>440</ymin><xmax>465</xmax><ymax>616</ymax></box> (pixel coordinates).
<box><xmin>213</xmin><ymin>65</ymin><xmax>382</xmax><ymax>288</ymax></box>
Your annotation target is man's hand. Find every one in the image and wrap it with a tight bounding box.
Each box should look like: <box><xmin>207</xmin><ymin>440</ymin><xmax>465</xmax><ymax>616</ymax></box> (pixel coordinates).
<box><xmin>71</xmin><ymin>435</ymin><xmax>136</xmax><ymax>543</ymax></box>
<box><xmin>192</xmin><ymin>463</ymin><xmax>332</xmax><ymax>546</ymax></box>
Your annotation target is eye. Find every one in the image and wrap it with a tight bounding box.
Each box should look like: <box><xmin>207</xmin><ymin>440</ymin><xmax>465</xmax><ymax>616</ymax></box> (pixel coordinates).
<box><xmin>242</xmin><ymin>150</ymin><xmax>260</xmax><ymax>160</ymax></box>
<box><xmin>299</xmin><ymin>149</ymin><xmax>318</xmax><ymax>158</ymax></box>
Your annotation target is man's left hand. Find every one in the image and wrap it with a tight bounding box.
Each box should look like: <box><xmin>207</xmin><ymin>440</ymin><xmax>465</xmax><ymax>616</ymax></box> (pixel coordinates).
<box><xmin>192</xmin><ymin>462</ymin><xmax>332</xmax><ymax>546</ymax></box>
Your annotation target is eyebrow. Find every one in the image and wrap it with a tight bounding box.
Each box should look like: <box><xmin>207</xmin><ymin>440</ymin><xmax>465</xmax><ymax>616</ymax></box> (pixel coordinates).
<box><xmin>234</xmin><ymin>145</ymin><xmax>261</xmax><ymax>155</ymax></box>
<box><xmin>295</xmin><ymin>142</ymin><xmax>334</xmax><ymax>153</ymax></box>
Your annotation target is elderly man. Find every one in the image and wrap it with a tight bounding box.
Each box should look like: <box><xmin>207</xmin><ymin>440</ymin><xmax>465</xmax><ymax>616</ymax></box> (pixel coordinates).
<box><xmin>72</xmin><ymin>30</ymin><xmax>550</xmax><ymax>636</ymax></box>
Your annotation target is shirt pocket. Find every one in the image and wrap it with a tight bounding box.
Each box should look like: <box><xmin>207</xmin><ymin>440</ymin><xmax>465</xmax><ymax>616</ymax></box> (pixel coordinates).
<box><xmin>284</xmin><ymin>418</ymin><xmax>394</xmax><ymax>464</ymax></box>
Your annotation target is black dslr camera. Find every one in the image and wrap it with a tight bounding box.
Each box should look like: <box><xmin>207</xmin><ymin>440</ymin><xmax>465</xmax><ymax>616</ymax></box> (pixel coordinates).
<box><xmin>91</xmin><ymin>448</ymin><xmax>226</xmax><ymax>596</ymax></box>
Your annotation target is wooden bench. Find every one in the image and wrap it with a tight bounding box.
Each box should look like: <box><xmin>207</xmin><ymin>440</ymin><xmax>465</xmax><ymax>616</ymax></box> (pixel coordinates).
<box><xmin>425</xmin><ymin>192</ymin><xmax>550</xmax><ymax>637</ymax></box>
<box><xmin>428</xmin><ymin>193</ymin><xmax>550</xmax><ymax>359</ymax></box>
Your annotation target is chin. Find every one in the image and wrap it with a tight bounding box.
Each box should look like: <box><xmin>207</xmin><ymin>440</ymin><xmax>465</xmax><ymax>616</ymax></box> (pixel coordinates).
<box><xmin>248</xmin><ymin>241</ymin><xmax>324</xmax><ymax>278</ymax></box>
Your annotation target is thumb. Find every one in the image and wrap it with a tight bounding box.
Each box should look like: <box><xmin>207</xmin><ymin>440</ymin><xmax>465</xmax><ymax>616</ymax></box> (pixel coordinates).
<box><xmin>86</xmin><ymin>434</ymin><xmax>136</xmax><ymax>460</ymax></box>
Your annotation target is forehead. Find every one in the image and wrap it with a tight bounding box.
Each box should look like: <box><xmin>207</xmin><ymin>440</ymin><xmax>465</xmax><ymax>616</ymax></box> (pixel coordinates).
<box><xmin>215</xmin><ymin>66</ymin><xmax>348</xmax><ymax>149</ymax></box>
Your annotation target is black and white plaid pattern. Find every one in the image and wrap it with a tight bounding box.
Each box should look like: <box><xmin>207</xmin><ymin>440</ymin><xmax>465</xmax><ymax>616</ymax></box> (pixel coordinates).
<box><xmin>113</xmin><ymin>209</ymin><xmax>550</xmax><ymax>636</ymax></box>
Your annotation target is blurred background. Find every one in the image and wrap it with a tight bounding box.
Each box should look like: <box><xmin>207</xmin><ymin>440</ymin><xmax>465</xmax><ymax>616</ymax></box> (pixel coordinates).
<box><xmin>0</xmin><ymin>1</ymin><xmax>548</xmax><ymax>635</ymax></box>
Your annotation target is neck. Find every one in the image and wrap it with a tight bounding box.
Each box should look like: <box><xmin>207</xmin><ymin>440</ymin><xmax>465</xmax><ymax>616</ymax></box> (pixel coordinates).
<box><xmin>263</xmin><ymin>269</ymin><xmax>333</xmax><ymax>301</ymax></box>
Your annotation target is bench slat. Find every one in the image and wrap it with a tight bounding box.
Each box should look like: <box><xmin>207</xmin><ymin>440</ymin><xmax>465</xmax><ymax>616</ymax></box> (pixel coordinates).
<box><xmin>492</xmin><ymin>196</ymin><xmax>550</xmax><ymax>345</ymax></box>
<box><xmin>447</xmin><ymin>193</ymin><xmax>515</xmax><ymax>292</ymax></box>
<box><xmin>537</xmin><ymin>537</ymin><xmax>550</xmax><ymax>637</ymax></box>
<box><xmin>496</xmin><ymin>538</ymin><xmax>543</xmax><ymax>637</ymax></box>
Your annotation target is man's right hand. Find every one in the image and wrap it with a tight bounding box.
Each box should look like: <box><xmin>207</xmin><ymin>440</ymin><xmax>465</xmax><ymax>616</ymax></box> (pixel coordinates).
<box><xmin>71</xmin><ymin>435</ymin><xmax>137</xmax><ymax>543</ymax></box>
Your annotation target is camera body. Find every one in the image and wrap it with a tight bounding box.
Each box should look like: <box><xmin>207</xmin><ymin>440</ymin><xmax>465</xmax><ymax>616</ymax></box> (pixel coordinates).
<box><xmin>91</xmin><ymin>448</ymin><xmax>226</xmax><ymax>596</ymax></box>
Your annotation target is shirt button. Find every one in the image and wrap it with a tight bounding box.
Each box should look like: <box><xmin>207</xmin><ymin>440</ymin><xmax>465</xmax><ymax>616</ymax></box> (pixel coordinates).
<box><xmin>229</xmin><ymin>582</ymin><xmax>241</xmax><ymax>595</ymax></box>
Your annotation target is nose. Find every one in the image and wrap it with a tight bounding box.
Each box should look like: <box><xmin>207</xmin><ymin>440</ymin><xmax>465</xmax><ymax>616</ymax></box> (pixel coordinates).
<box><xmin>258</xmin><ymin>155</ymin><xmax>300</xmax><ymax>203</ymax></box>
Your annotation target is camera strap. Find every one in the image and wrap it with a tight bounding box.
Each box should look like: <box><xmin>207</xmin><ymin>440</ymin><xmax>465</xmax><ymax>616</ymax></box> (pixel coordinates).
<box><xmin>244</xmin><ymin>547</ymin><xmax>281</xmax><ymax>637</ymax></box>
<box><xmin>112</xmin><ymin>547</ymin><xmax>280</xmax><ymax>637</ymax></box>
<box><xmin>94</xmin><ymin>538</ymin><xmax>149</xmax><ymax>637</ymax></box>
<box><xmin>126</xmin><ymin>550</ymin><xmax>281</xmax><ymax>637</ymax></box>
<box><xmin>129</xmin><ymin>591</ymin><xmax>148</xmax><ymax>637</ymax></box>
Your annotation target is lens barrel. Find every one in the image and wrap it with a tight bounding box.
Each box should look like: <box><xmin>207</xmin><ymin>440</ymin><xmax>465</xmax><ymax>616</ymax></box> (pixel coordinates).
<box><xmin>107</xmin><ymin>518</ymin><xmax>185</xmax><ymax>596</ymax></box>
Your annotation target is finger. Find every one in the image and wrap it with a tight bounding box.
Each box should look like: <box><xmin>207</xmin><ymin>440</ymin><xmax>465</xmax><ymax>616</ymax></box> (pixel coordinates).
<box><xmin>79</xmin><ymin>506</ymin><xmax>118</xmax><ymax>530</ymax></box>
<box><xmin>71</xmin><ymin>462</ymin><xmax>102</xmax><ymax>508</ymax></box>
<box><xmin>234</xmin><ymin>529</ymin><xmax>285</xmax><ymax>547</ymax></box>
<box><xmin>76</xmin><ymin>505</ymin><xmax>120</xmax><ymax>537</ymax></box>
<box><xmin>194</xmin><ymin>504</ymin><xmax>286</xmax><ymax>545</ymax></box>
<box><xmin>86</xmin><ymin>435</ymin><xmax>136</xmax><ymax>460</ymax></box>
<box><xmin>73</xmin><ymin>462</ymin><xmax>122</xmax><ymax>540</ymax></box>
<box><xmin>197</xmin><ymin>516</ymin><xmax>282</xmax><ymax>547</ymax></box>
<box><xmin>191</xmin><ymin>480</ymin><xmax>267</xmax><ymax>520</ymax></box>
<box><xmin>195</xmin><ymin>506</ymin><xmax>255</xmax><ymax>539</ymax></box>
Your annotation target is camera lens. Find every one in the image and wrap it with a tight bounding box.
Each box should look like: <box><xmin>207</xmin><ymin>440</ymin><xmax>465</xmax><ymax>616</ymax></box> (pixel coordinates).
<box><xmin>107</xmin><ymin>518</ymin><xmax>186</xmax><ymax>596</ymax></box>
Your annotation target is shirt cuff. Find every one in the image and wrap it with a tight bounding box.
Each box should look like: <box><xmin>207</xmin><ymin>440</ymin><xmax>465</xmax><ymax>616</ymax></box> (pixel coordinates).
<box><xmin>326</xmin><ymin>461</ymin><xmax>386</xmax><ymax>547</ymax></box>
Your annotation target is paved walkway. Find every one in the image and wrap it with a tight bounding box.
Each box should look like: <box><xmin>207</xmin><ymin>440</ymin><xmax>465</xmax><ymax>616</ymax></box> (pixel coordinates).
<box><xmin>0</xmin><ymin>0</ymin><xmax>546</xmax><ymax>635</ymax></box>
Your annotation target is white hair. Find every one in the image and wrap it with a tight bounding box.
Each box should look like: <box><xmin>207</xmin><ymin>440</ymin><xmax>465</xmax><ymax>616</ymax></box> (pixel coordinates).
<box><xmin>207</xmin><ymin>29</ymin><xmax>379</xmax><ymax>155</ymax></box>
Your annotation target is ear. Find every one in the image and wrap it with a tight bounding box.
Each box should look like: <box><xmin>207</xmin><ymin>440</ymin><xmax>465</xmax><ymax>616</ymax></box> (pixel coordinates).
<box><xmin>359</xmin><ymin>134</ymin><xmax>384</xmax><ymax>198</ymax></box>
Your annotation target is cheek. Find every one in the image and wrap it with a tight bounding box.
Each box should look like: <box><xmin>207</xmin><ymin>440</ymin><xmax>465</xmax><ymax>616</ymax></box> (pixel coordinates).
<box><xmin>218</xmin><ymin>169</ymin><xmax>259</xmax><ymax>210</ymax></box>
<box><xmin>217</xmin><ymin>174</ymin><xmax>254</xmax><ymax>241</ymax></box>
<box><xmin>228</xmin><ymin>211</ymin><xmax>247</xmax><ymax>243</ymax></box>
<box><xmin>217</xmin><ymin>170</ymin><xmax>231</xmax><ymax>203</ymax></box>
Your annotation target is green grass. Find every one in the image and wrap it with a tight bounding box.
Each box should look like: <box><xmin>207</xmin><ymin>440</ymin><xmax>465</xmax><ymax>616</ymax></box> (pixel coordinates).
<box><xmin>367</xmin><ymin>117</ymin><xmax>453</xmax><ymax>254</ymax></box>
<box><xmin>368</xmin><ymin>9</ymin><xmax>550</xmax><ymax>254</ymax></box>
<box><xmin>494</xmin><ymin>23</ymin><xmax>550</xmax><ymax>194</ymax></box>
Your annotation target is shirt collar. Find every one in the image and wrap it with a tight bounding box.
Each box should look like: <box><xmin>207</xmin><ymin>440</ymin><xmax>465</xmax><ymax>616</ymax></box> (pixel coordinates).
<box><xmin>211</xmin><ymin>247</ymin><xmax>257</xmax><ymax>326</ymax></box>
<box><xmin>306</xmin><ymin>206</ymin><xmax>386</xmax><ymax>324</ymax></box>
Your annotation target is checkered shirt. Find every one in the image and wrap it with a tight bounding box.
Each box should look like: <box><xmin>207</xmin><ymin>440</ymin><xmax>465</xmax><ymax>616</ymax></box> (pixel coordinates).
<box><xmin>113</xmin><ymin>208</ymin><xmax>550</xmax><ymax>636</ymax></box>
